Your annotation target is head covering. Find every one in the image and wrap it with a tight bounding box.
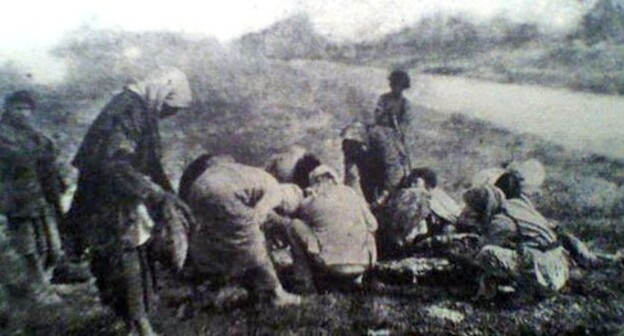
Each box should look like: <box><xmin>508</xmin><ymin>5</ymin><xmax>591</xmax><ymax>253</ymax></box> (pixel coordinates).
<box><xmin>507</xmin><ymin>159</ymin><xmax>545</xmax><ymax>189</ymax></box>
<box><xmin>127</xmin><ymin>67</ymin><xmax>192</xmax><ymax>112</ymax></box>
<box><xmin>341</xmin><ymin>122</ymin><xmax>368</xmax><ymax>143</ymax></box>
<box><xmin>471</xmin><ymin>159</ymin><xmax>546</xmax><ymax>190</ymax></box>
<box><xmin>309</xmin><ymin>164</ymin><xmax>339</xmax><ymax>185</ymax></box>
<box><xmin>265</xmin><ymin>145</ymin><xmax>308</xmax><ymax>183</ymax></box>
<box><xmin>463</xmin><ymin>185</ymin><xmax>505</xmax><ymax>219</ymax></box>
<box><xmin>388</xmin><ymin>70</ymin><xmax>411</xmax><ymax>89</ymax></box>
<box><xmin>470</xmin><ymin>167</ymin><xmax>506</xmax><ymax>187</ymax></box>
<box><xmin>4</xmin><ymin>90</ymin><xmax>35</xmax><ymax>110</ymax></box>
<box><xmin>277</xmin><ymin>183</ymin><xmax>304</xmax><ymax>215</ymax></box>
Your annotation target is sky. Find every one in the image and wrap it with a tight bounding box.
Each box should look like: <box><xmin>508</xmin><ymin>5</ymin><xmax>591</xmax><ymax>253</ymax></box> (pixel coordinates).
<box><xmin>0</xmin><ymin>0</ymin><xmax>595</xmax><ymax>83</ymax></box>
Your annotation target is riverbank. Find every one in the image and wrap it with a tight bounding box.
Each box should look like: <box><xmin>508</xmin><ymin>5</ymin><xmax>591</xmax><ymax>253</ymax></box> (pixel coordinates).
<box><xmin>412</xmin><ymin>40</ymin><xmax>624</xmax><ymax>96</ymax></box>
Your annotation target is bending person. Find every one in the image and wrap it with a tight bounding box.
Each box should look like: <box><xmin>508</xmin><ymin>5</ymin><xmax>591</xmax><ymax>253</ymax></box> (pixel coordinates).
<box><xmin>184</xmin><ymin>155</ymin><xmax>303</xmax><ymax>307</ymax></box>
<box><xmin>66</xmin><ymin>68</ymin><xmax>194</xmax><ymax>336</ymax></box>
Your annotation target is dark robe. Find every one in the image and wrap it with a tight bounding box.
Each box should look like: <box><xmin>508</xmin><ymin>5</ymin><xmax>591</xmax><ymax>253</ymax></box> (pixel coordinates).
<box><xmin>65</xmin><ymin>88</ymin><xmax>173</xmax><ymax>320</ymax></box>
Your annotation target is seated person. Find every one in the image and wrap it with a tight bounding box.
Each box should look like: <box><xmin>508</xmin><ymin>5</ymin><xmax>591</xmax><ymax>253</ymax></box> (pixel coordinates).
<box><xmin>183</xmin><ymin>155</ymin><xmax>304</xmax><ymax>306</ymax></box>
<box><xmin>379</xmin><ymin>168</ymin><xmax>463</xmax><ymax>258</ymax></box>
<box><xmin>285</xmin><ymin>165</ymin><xmax>378</xmax><ymax>292</ymax></box>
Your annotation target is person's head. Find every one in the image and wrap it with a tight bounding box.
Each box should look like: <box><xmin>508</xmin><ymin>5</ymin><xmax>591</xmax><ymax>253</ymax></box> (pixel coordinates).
<box><xmin>341</xmin><ymin>122</ymin><xmax>368</xmax><ymax>160</ymax></box>
<box><xmin>128</xmin><ymin>67</ymin><xmax>192</xmax><ymax>118</ymax></box>
<box><xmin>403</xmin><ymin>167</ymin><xmax>438</xmax><ymax>190</ymax></box>
<box><xmin>494</xmin><ymin>171</ymin><xmax>524</xmax><ymax>199</ymax></box>
<box><xmin>308</xmin><ymin>164</ymin><xmax>339</xmax><ymax>189</ymax></box>
<box><xmin>276</xmin><ymin>183</ymin><xmax>304</xmax><ymax>215</ymax></box>
<box><xmin>265</xmin><ymin>145</ymin><xmax>318</xmax><ymax>190</ymax></box>
<box><xmin>3</xmin><ymin>90</ymin><xmax>36</xmax><ymax>125</ymax></box>
<box><xmin>388</xmin><ymin>70</ymin><xmax>410</xmax><ymax>93</ymax></box>
<box><xmin>462</xmin><ymin>185</ymin><xmax>505</xmax><ymax>224</ymax></box>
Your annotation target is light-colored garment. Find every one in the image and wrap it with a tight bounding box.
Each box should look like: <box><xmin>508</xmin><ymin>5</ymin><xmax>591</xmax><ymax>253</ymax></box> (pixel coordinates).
<box><xmin>477</xmin><ymin>244</ymin><xmax>569</xmax><ymax>294</ymax></box>
<box><xmin>296</xmin><ymin>184</ymin><xmax>377</xmax><ymax>268</ymax></box>
<box><xmin>470</xmin><ymin>167</ymin><xmax>506</xmax><ymax>188</ymax></box>
<box><xmin>187</xmin><ymin>162</ymin><xmax>287</xmax><ymax>277</ymax></box>
<box><xmin>127</xmin><ymin>67</ymin><xmax>192</xmax><ymax>111</ymax></box>
<box><xmin>477</xmin><ymin>196</ymin><xmax>569</xmax><ymax>294</ymax></box>
<box><xmin>265</xmin><ymin>145</ymin><xmax>307</xmax><ymax>183</ymax></box>
<box><xmin>384</xmin><ymin>186</ymin><xmax>431</xmax><ymax>247</ymax></box>
<box><xmin>504</xmin><ymin>197</ymin><xmax>558</xmax><ymax>249</ymax></box>
<box><xmin>429</xmin><ymin>188</ymin><xmax>462</xmax><ymax>224</ymax></box>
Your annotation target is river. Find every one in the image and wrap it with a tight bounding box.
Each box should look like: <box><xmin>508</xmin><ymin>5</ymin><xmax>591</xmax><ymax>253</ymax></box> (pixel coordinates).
<box><xmin>414</xmin><ymin>75</ymin><xmax>624</xmax><ymax>159</ymax></box>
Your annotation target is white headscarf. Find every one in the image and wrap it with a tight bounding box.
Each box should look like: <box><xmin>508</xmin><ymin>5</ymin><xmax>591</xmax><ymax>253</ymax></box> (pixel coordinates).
<box><xmin>127</xmin><ymin>67</ymin><xmax>192</xmax><ymax>112</ymax></box>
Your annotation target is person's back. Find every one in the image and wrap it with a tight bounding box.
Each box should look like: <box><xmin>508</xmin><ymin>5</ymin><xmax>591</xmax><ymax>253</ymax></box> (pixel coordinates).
<box><xmin>298</xmin><ymin>182</ymin><xmax>377</xmax><ymax>268</ymax></box>
<box><xmin>186</xmin><ymin>157</ymin><xmax>302</xmax><ymax>306</ymax></box>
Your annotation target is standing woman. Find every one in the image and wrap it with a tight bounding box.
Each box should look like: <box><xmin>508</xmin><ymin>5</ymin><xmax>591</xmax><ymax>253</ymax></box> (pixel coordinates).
<box><xmin>66</xmin><ymin>68</ymin><xmax>194</xmax><ymax>336</ymax></box>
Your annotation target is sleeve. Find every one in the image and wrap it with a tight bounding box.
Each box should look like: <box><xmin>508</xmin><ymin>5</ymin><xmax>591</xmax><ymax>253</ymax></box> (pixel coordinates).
<box><xmin>37</xmin><ymin>137</ymin><xmax>68</xmax><ymax>206</ymax></box>
<box><xmin>249</xmin><ymin>182</ymin><xmax>284</xmax><ymax>225</ymax></box>
<box><xmin>373</xmin><ymin>95</ymin><xmax>385</xmax><ymax>125</ymax></box>
<box><xmin>99</xmin><ymin>106</ymin><xmax>166</xmax><ymax>202</ymax></box>
<box><xmin>357</xmin><ymin>191</ymin><xmax>378</xmax><ymax>232</ymax></box>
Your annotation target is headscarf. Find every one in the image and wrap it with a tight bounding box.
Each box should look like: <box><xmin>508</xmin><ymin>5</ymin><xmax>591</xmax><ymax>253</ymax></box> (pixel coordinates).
<box><xmin>309</xmin><ymin>164</ymin><xmax>340</xmax><ymax>185</ymax></box>
<box><xmin>507</xmin><ymin>159</ymin><xmax>546</xmax><ymax>189</ymax></box>
<box><xmin>470</xmin><ymin>159</ymin><xmax>546</xmax><ymax>190</ymax></box>
<box><xmin>127</xmin><ymin>67</ymin><xmax>192</xmax><ymax>112</ymax></box>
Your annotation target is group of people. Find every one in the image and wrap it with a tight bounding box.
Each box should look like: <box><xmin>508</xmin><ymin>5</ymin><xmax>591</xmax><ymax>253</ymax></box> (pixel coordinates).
<box><xmin>0</xmin><ymin>68</ymin><xmax>616</xmax><ymax>336</ymax></box>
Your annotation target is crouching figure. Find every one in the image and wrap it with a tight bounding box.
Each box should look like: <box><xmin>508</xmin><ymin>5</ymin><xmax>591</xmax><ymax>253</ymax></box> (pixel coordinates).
<box><xmin>183</xmin><ymin>155</ymin><xmax>303</xmax><ymax>307</ymax></box>
<box><xmin>285</xmin><ymin>165</ymin><xmax>378</xmax><ymax>292</ymax></box>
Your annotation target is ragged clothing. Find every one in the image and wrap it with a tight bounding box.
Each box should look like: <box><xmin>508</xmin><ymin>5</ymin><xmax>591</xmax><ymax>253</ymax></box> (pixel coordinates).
<box><xmin>0</xmin><ymin>117</ymin><xmax>66</xmax><ymax>288</ymax></box>
<box><xmin>67</xmin><ymin>88</ymin><xmax>173</xmax><ymax>251</ymax></box>
<box><xmin>474</xmin><ymin>190</ymin><xmax>570</xmax><ymax>294</ymax></box>
<box><xmin>374</xmin><ymin>92</ymin><xmax>412</xmax><ymax>138</ymax></box>
<box><xmin>0</xmin><ymin>119</ymin><xmax>66</xmax><ymax>218</ymax></box>
<box><xmin>66</xmin><ymin>68</ymin><xmax>193</xmax><ymax>331</ymax></box>
<box><xmin>367</xmin><ymin>125</ymin><xmax>410</xmax><ymax>195</ymax></box>
<box><xmin>187</xmin><ymin>161</ymin><xmax>293</xmax><ymax>282</ymax></box>
<box><xmin>295</xmin><ymin>184</ymin><xmax>378</xmax><ymax>268</ymax></box>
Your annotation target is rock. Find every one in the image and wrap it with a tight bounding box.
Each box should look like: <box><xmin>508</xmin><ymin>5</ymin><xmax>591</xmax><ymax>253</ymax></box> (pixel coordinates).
<box><xmin>425</xmin><ymin>305</ymin><xmax>465</xmax><ymax>324</ymax></box>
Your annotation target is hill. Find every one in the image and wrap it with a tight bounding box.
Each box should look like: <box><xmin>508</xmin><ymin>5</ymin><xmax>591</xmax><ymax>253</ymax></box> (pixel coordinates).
<box><xmin>1</xmin><ymin>30</ymin><xmax>624</xmax><ymax>334</ymax></box>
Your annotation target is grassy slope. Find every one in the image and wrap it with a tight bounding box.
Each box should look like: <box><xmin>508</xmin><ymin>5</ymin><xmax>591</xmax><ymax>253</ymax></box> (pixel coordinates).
<box><xmin>3</xmin><ymin>53</ymin><xmax>624</xmax><ymax>334</ymax></box>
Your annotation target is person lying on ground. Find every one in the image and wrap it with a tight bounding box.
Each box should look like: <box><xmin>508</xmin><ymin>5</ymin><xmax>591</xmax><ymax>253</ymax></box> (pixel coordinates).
<box><xmin>463</xmin><ymin>184</ymin><xmax>571</xmax><ymax>300</ymax></box>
